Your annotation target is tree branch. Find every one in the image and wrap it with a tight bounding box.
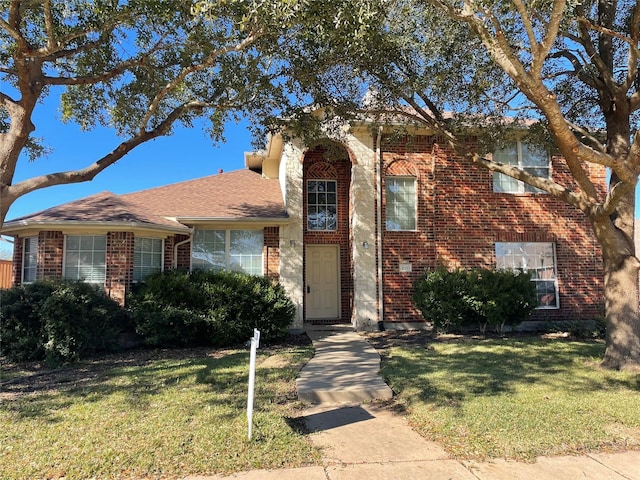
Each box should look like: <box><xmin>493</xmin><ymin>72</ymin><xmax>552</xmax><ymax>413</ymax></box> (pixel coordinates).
<box><xmin>140</xmin><ymin>29</ymin><xmax>263</xmax><ymax>132</ymax></box>
<box><xmin>5</xmin><ymin>98</ymin><xmax>210</xmax><ymax>199</ymax></box>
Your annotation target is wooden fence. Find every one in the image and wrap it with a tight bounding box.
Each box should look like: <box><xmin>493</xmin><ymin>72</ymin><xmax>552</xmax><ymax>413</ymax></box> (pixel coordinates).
<box><xmin>0</xmin><ymin>260</ymin><xmax>12</xmax><ymax>289</ymax></box>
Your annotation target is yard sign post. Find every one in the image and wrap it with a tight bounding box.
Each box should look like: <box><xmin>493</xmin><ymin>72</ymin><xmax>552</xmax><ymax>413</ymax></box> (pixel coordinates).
<box><xmin>247</xmin><ymin>328</ymin><xmax>260</xmax><ymax>440</ymax></box>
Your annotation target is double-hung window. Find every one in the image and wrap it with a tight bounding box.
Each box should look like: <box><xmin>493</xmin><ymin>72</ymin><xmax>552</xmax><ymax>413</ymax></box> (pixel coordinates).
<box><xmin>307</xmin><ymin>180</ymin><xmax>337</xmax><ymax>231</ymax></box>
<box><xmin>495</xmin><ymin>242</ymin><xmax>559</xmax><ymax>308</ymax></box>
<box><xmin>22</xmin><ymin>236</ymin><xmax>38</xmax><ymax>283</ymax></box>
<box><xmin>133</xmin><ymin>237</ymin><xmax>163</xmax><ymax>282</ymax></box>
<box><xmin>64</xmin><ymin>235</ymin><xmax>107</xmax><ymax>284</ymax></box>
<box><xmin>192</xmin><ymin>229</ymin><xmax>263</xmax><ymax>275</ymax></box>
<box><xmin>493</xmin><ymin>142</ymin><xmax>550</xmax><ymax>193</ymax></box>
<box><xmin>386</xmin><ymin>176</ymin><xmax>417</xmax><ymax>231</ymax></box>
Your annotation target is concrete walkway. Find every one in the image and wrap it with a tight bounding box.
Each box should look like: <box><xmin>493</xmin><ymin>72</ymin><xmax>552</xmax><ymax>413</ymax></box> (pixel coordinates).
<box><xmin>187</xmin><ymin>327</ymin><xmax>640</xmax><ymax>480</ymax></box>
<box><xmin>295</xmin><ymin>326</ymin><xmax>393</xmax><ymax>403</ymax></box>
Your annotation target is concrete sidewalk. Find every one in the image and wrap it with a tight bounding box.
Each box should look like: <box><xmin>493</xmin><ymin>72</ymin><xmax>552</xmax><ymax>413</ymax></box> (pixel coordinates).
<box><xmin>187</xmin><ymin>328</ymin><xmax>640</xmax><ymax>480</ymax></box>
<box><xmin>295</xmin><ymin>326</ymin><xmax>393</xmax><ymax>403</ymax></box>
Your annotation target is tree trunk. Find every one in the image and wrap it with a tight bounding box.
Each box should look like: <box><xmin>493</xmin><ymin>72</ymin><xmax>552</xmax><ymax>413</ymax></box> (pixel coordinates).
<box><xmin>595</xmin><ymin>211</ymin><xmax>640</xmax><ymax>370</ymax></box>
<box><xmin>601</xmin><ymin>253</ymin><xmax>640</xmax><ymax>370</ymax></box>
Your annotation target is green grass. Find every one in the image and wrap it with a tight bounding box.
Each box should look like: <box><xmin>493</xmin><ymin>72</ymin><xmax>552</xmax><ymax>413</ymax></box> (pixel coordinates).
<box><xmin>0</xmin><ymin>345</ymin><xmax>321</xmax><ymax>480</ymax></box>
<box><xmin>380</xmin><ymin>338</ymin><xmax>640</xmax><ymax>461</ymax></box>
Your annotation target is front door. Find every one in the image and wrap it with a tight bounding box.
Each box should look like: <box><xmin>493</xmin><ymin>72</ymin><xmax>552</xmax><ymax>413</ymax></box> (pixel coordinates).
<box><xmin>305</xmin><ymin>245</ymin><xmax>340</xmax><ymax>320</ymax></box>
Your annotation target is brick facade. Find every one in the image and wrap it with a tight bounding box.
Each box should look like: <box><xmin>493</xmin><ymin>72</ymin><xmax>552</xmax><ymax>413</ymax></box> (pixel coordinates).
<box><xmin>11</xmin><ymin>228</ymin><xmax>281</xmax><ymax>306</ymax></box>
<box><xmin>6</xmin><ymin>131</ymin><xmax>605</xmax><ymax>327</ymax></box>
<box><xmin>106</xmin><ymin>231</ymin><xmax>134</xmax><ymax>305</ymax></box>
<box><xmin>302</xmin><ymin>144</ymin><xmax>353</xmax><ymax>323</ymax></box>
<box><xmin>379</xmin><ymin>134</ymin><xmax>606</xmax><ymax>324</ymax></box>
<box><xmin>264</xmin><ymin>226</ymin><xmax>280</xmax><ymax>281</ymax></box>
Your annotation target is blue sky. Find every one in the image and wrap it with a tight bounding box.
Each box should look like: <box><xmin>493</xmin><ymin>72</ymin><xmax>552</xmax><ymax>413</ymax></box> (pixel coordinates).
<box><xmin>6</xmin><ymin>99</ymin><xmax>254</xmax><ymax>222</ymax></box>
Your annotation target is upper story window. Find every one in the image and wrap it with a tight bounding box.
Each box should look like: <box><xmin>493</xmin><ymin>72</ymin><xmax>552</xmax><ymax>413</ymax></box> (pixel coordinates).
<box><xmin>192</xmin><ymin>229</ymin><xmax>263</xmax><ymax>276</ymax></box>
<box><xmin>63</xmin><ymin>235</ymin><xmax>106</xmax><ymax>284</ymax></box>
<box><xmin>307</xmin><ymin>180</ymin><xmax>337</xmax><ymax>231</ymax></box>
<box><xmin>22</xmin><ymin>236</ymin><xmax>38</xmax><ymax>283</ymax></box>
<box><xmin>493</xmin><ymin>142</ymin><xmax>550</xmax><ymax>194</ymax></box>
<box><xmin>496</xmin><ymin>242</ymin><xmax>559</xmax><ymax>309</ymax></box>
<box><xmin>386</xmin><ymin>176</ymin><xmax>417</xmax><ymax>231</ymax></box>
<box><xmin>133</xmin><ymin>237</ymin><xmax>163</xmax><ymax>282</ymax></box>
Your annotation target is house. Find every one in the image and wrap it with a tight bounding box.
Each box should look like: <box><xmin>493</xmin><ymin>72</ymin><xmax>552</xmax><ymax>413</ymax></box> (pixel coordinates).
<box><xmin>1</xmin><ymin>123</ymin><xmax>606</xmax><ymax>331</ymax></box>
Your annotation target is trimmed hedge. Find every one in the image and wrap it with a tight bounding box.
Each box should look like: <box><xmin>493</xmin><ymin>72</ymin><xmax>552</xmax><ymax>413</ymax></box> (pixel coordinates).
<box><xmin>0</xmin><ymin>280</ymin><xmax>131</xmax><ymax>365</ymax></box>
<box><xmin>413</xmin><ymin>266</ymin><xmax>538</xmax><ymax>333</ymax></box>
<box><xmin>128</xmin><ymin>270</ymin><xmax>295</xmax><ymax>348</ymax></box>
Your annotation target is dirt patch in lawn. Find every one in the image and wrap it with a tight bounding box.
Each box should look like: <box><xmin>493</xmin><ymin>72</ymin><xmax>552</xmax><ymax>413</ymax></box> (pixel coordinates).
<box><xmin>0</xmin><ymin>333</ymin><xmax>312</xmax><ymax>400</ymax></box>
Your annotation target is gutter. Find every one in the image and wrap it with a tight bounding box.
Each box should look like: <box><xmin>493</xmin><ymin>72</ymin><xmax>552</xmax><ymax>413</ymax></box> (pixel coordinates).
<box><xmin>174</xmin><ymin>216</ymin><xmax>289</xmax><ymax>225</ymax></box>
<box><xmin>376</xmin><ymin>126</ymin><xmax>384</xmax><ymax>328</ymax></box>
<box><xmin>0</xmin><ymin>220</ymin><xmax>190</xmax><ymax>236</ymax></box>
<box><xmin>173</xmin><ymin>230</ymin><xmax>194</xmax><ymax>269</ymax></box>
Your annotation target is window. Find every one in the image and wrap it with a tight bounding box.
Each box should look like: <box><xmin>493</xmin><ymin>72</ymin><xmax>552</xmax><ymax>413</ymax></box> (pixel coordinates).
<box><xmin>133</xmin><ymin>237</ymin><xmax>163</xmax><ymax>282</ymax></box>
<box><xmin>493</xmin><ymin>142</ymin><xmax>550</xmax><ymax>193</ymax></box>
<box><xmin>307</xmin><ymin>180</ymin><xmax>337</xmax><ymax>230</ymax></box>
<box><xmin>64</xmin><ymin>235</ymin><xmax>106</xmax><ymax>284</ymax></box>
<box><xmin>22</xmin><ymin>236</ymin><xmax>38</xmax><ymax>283</ymax></box>
<box><xmin>496</xmin><ymin>242</ymin><xmax>559</xmax><ymax>308</ymax></box>
<box><xmin>192</xmin><ymin>229</ymin><xmax>263</xmax><ymax>275</ymax></box>
<box><xmin>386</xmin><ymin>176</ymin><xmax>416</xmax><ymax>231</ymax></box>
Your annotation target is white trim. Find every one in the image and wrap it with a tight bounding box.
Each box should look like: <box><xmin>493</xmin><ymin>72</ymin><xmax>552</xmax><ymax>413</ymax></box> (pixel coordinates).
<box><xmin>63</xmin><ymin>234</ymin><xmax>107</xmax><ymax>286</ymax></box>
<box><xmin>21</xmin><ymin>236</ymin><xmax>38</xmax><ymax>284</ymax></box>
<box><xmin>191</xmin><ymin>228</ymin><xmax>264</xmax><ymax>276</ymax></box>
<box><xmin>133</xmin><ymin>237</ymin><xmax>164</xmax><ymax>282</ymax></box>
<box><xmin>385</xmin><ymin>175</ymin><xmax>418</xmax><ymax>231</ymax></box>
<box><xmin>495</xmin><ymin>241</ymin><xmax>560</xmax><ymax>309</ymax></box>
<box><xmin>493</xmin><ymin>141</ymin><xmax>551</xmax><ymax>194</ymax></box>
<box><xmin>306</xmin><ymin>179</ymin><xmax>339</xmax><ymax>232</ymax></box>
<box><xmin>2</xmin><ymin>220</ymin><xmax>189</xmax><ymax>236</ymax></box>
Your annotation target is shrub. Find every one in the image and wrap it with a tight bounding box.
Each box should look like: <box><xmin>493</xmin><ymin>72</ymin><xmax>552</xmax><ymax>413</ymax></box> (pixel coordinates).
<box><xmin>40</xmin><ymin>281</ymin><xmax>130</xmax><ymax>365</ymax></box>
<box><xmin>413</xmin><ymin>267</ymin><xmax>537</xmax><ymax>333</ymax></box>
<box><xmin>129</xmin><ymin>270</ymin><xmax>295</xmax><ymax>348</ymax></box>
<box><xmin>0</xmin><ymin>280</ymin><xmax>130</xmax><ymax>364</ymax></box>
<box><xmin>0</xmin><ymin>281</ymin><xmax>54</xmax><ymax>361</ymax></box>
<box><xmin>412</xmin><ymin>266</ymin><xmax>477</xmax><ymax>333</ymax></box>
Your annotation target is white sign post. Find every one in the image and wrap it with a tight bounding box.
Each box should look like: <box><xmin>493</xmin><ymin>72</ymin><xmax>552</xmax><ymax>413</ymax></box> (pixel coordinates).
<box><xmin>247</xmin><ymin>328</ymin><xmax>260</xmax><ymax>440</ymax></box>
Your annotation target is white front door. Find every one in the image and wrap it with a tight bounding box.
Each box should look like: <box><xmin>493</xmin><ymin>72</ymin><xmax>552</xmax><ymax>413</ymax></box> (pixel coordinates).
<box><xmin>305</xmin><ymin>245</ymin><xmax>340</xmax><ymax>319</ymax></box>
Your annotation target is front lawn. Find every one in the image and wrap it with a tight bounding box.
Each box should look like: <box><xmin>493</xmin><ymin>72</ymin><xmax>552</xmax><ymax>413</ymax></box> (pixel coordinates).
<box><xmin>0</xmin><ymin>341</ymin><xmax>321</xmax><ymax>480</ymax></box>
<box><xmin>373</xmin><ymin>334</ymin><xmax>640</xmax><ymax>461</ymax></box>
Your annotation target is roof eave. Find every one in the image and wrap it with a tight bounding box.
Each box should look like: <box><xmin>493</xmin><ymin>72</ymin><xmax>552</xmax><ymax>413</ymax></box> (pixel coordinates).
<box><xmin>1</xmin><ymin>220</ymin><xmax>191</xmax><ymax>236</ymax></box>
<box><xmin>176</xmin><ymin>216</ymin><xmax>289</xmax><ymax>226</ymax></box>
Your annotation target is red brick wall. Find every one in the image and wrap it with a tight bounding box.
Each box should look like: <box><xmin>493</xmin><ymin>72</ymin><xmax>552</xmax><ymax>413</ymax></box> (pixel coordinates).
<box><xmin>303</xmin><ymin>144</ymin><xmax>353</xmax><ymax>323</ymax></box>
<box><xmin>264</xmin><ymin>226</ymin><xmax>280</xmax><ymax>281</ymax></box>
<box><xmin>380</xmin><ymin>134</ymin><xmax>606</xmax><ymax>324</ymax></box>
<box><xmin>40</xmin><ymin>231</ymin><xmax>65</xmax><ymax>280</ymax></box>
<box><xmin>106</xmin><ymin>232</ymin><xmax>134</xmax><ymax>305</ymax></box>
<box><xmin>174</xmin><ymin>234</ymin><xmax>191</xmax><ymax>271</ymax></box>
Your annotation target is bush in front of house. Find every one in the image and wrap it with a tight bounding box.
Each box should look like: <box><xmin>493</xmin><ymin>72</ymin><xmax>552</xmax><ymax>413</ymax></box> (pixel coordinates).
<box><xmin>128</xmin><ymin>269</ymin><xmax>295</xmax><ymax>348</ymax></box>
<box><xmin>0</xmin><ymin>280</ymin><xmax>130</xmax><ymax>364</ymax></box>
<box><xmin>413</xmin><ymin>266</ymin><xmax>538</xmax><ymax>333</ymax></box>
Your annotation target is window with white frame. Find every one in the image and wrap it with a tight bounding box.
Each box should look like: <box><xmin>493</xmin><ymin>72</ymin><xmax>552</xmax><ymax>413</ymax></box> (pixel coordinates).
<box><xmin>133</xmin><ymin>237</ymin><xmax>163</xmax><ymax>282</ymax></box>
<box><xmin>192</xmin><ymin>229</ymin><xmax>263</xmax><ymax>275</ymax></box>
<box><xmin>307</xmin><ymin>180</ymin><xmax>337</xmax><ymax>231</ymax></box>
<box><xmin>386</xmin><ymin>176</ymin><xmax>417</xmax><ymax>231</ymax></box>
<box><xmin>493</xmin><ymin>142</ymin><xmax>550</xmax><ymax>193</ymax></box>
<box><xmin>495</xmin><ymin>242</ymin><xmax>559</xmax><ymax>308</ymax></box>
<box><xmin>64</xmin><ymin>235</ymin><xmax>107</xmax><ymax>284</ymax></box>
<box><xmin>22</xmin><ymin>236</ymin><xmax>38</xmax><ymax>283</ymax></box>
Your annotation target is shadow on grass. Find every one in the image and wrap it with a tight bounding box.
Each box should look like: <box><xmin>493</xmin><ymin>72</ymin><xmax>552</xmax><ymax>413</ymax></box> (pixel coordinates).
<box><xmin>381</xmin><ymin>338</ymin><xmax>636</xmax><ymax>407</ymax></box>
<box><xmin>1</xmin><ymin>346</ymin><xmax>310</xmax><ymax>422</ymax></box>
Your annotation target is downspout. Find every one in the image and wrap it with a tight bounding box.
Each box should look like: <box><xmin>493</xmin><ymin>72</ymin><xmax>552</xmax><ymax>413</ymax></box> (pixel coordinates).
<box><xmin>376</xmin><ymin>127</ymin><xmax>384</xmax><ymax>329</ymax></box>
<box><xmin>173</xmin><ymin>230</ymin><xmax>194</xmax><ymax>269</ymax></box>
